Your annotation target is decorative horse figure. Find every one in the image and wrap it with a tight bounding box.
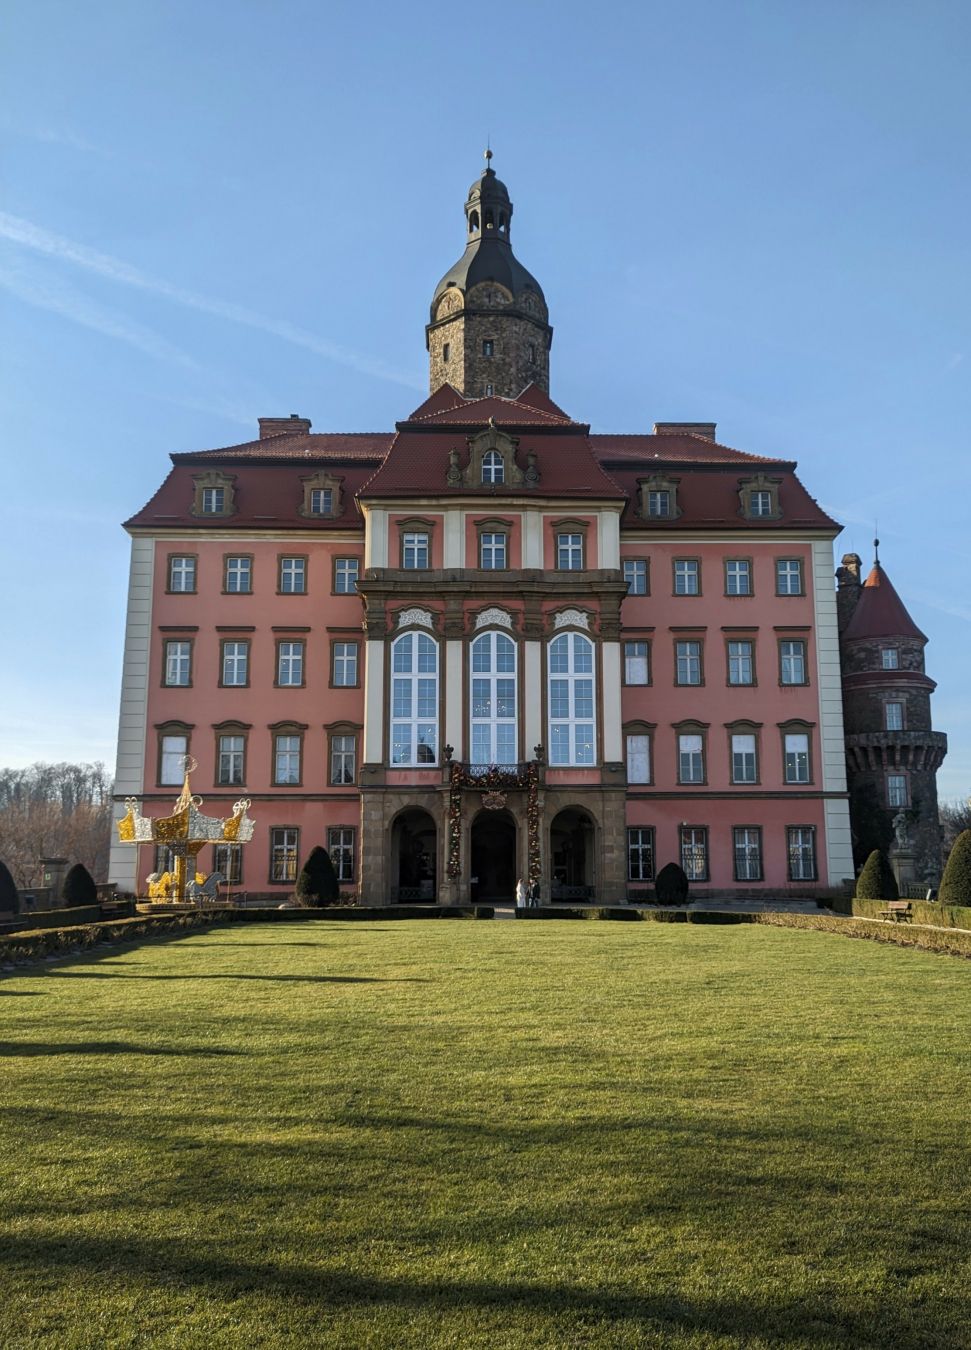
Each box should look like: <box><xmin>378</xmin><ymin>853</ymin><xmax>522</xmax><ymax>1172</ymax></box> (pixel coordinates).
<box><xmin>185</xmin><ymin>871</ymin><xmax>227</xmax><ymax>906</ymax></box>
<box><xmin>146</xmin><ymin>871</ymin><xmax>175</xmax><ymax>900</ymax></box>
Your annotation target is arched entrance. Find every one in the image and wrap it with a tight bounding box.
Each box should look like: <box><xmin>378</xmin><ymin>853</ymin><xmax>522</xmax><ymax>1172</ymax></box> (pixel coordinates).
<box><xmin>550</xmin><ymin>808</ymin><xmax>596</xmax><ymax>901</ymax></box>
<box><xmin>470</xmin><ymin>809</ymin><xmax>517</xmax><ymax>903</ymax></box>
<box><xmin>391</xmin><ymin>808</ymin><xmax>437</xmax><ymax>903</ymax></box>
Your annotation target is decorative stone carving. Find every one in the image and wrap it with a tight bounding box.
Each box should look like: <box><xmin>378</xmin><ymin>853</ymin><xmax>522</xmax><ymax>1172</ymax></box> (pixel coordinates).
<box><xmin>552</xmin><ymin>608</ymin><xmax>590</xmax><ymax>631</ymax></box>
<box><xmin>474</xmin><ymin>607</ymin><xmax>514</xmax><ymax>631</ymax></box>
<box><xmin>892</xmin><ymin>811</ymin><xmax>913</xmax><ymax>851</ymax></box>
<box><xmin>446</xmin><ymin>448</ymin><xmax>464</xmax><ymax>487</ymax></box>
<box><xmin>397</xmin><ymin>607</ymin><xmax>435</xmax><ymax>631</ymax></box>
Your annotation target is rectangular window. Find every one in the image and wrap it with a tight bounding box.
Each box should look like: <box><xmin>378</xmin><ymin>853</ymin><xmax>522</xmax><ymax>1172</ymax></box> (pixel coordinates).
<box><xmin>277</xmin><ymin>641</ymin><xmax>304</xmax><ymax>686</ymax></box>
<box><xmin>678</xmin><ymin>733</ymin><xmax>705</xmax><ymax>784</ymax></box>
<box><xmin>201</xmin><ymin>487</ymin><xmax>225</xmax><ymax>514</ymax></box>
<box><xmin>624</xmin><ymin>641</ymin><xmax>650</xmax><ymax>685</ymax></box>
<box><xmin>159</xmin><ymin>734</ymin><xmax>187</xmax><ymax>785</ymax></box>
<box><xmin>725</xmin><ymin>560</ymin><xmax>752</xmax><ymax>596</ymax></box>
<box><xmin>675</xmin><ymin>640</ymin><xmax>702</xmax><ymax>686</ymax></box>
<box><xmin>442</xmin><ymin>342</ymin><xmax>450</xmax><ymax>362</ymax></box>
<box><xmin>332</xmin><ymin>642</ymin><xmax>358</xmax><ymax>687</ymax></box>
<box><xmin>328</xmin><ymin>827</ymin><xmax>355</xmax><ymax>882</ymax></box>
<box><xmin>217</xmin><ymin>734</ymin><xmax>245</xmax><ymax>786</ymax></box>
<box><xmin>680</xmin><ymin>826</ymin><xmax>708</xmax><ymax>881</ymax></box>
<box><xmin>623</xmin><ymin>559</ymin><xmax>648</xmax><ymax>595</ymax></box>
<box><xmin>731</xmin><ymin>733</ymin><xmax>758</xmax><ymax>784</ymax></box>
<box><xmin>626</xmin><ymin>734</ymin><xmax>651</xmax><ymax>785</ymax></box>
<box><xmin>154</xmin><ymin>845</ymin><xmax>176</xmax><ymax>874</ymax></box>
<box><xmin>557</xmin><ymin>533</ymin><xmax>584</xmax><ymax>570</ymax></box>
<box><xmin>647</xmin><ymin>489</ymin><xmax>671</xmax><ymax>518</ymax></box>
<box><xmin>627</xmin><ymin>827</ymin><xmax>655</xmax><ymax>882</ymax></box>
<box><xmin>887</xmin><ymin>774</ymin><xmax>908</xmax><ymax>807</ymax></box>
<box><xmin>334</xmin><ymin>558</ymin><xmax>359</xmax><ymax>593</ymax></box>
<box><xmin>402</xmin><ymin>532</ymin><xmax>429</xmax><ymax>569</ymax></box>
<box><xmin>674</xmin><ymin>559</ymin><xmax>700</xmax><ymax>595</ymax></box>
<box><xmin>274</xmin><ymin>734</ymin><xmax>301</xmax><ymax>785</ymax></box>
<box><xmin>727</xmin><ymin>640</ymin><xmax>754</xmax><ymax>686</ymax></box>
<box><xmin>163</xmin><ymin>640</ymin><xmax>191</xmax><ymax>686</ymax></box>
<box><xmin>885</xmin><ymin>702</ymin><xmax>904</xmax><ymax>731</ymax></box>
<box><xmin>482</xmin><ymin>339</ymin><xmax>494</xmax><ymax>357</ymax></box>
<box><xmin>780</xmin><ymin>640</ymin><xmax>807</xmax><ymax>685</ymax></box>
<box><xmin>787</xmin><ymin>826</ymin><xmax>816</xmax><ymax>881</ymax></box>
<box><xmin>221</xmin><ymin>640</ymin><xmax>249</xmax><ymax>687</ymax></box>
<box><xmin>213</xmin><ymin>843</ymin><xmax>242</xmax><ymax>885</ymax></box>
<box><xmin>776</xmin><ymin>559</ymin><xmax>803</xmax><ymax>595</ymax></box>
<box><xmin>330</xmin><ymin>734</ymin><xmax>356</xmax><ymax>785</ymax></box>
<box><xmin>733</xmin><ymin>827</ymin><xmax>763</xmax><ymax>881</ymax></box>
<box><xmin>225</xmin><ymin>556</ymin><xmax>252</xmax><ymax>593</ymax></box>
<box><xmin>749</xmin><ymin>490</ymin><xmax>773</xmax><ymax>517</ymax></box>
<box><xmin>310</xmin><ymin>487</ymin><xmax>332</xmax><ymax>515</ymax></box>
<box><xmin>479</xmin><ymin>532</ymin><xmax>507</xmax><ymax>570</ymax></box>
<box><xmin>168</xmin><ymin>555</ymin><xmax>196</xmax><ymax>592</ymax></box>
<box><xmin>279</xmin><ymin>556</ymin><xmax>306</xmax><ymax>594</ymax></box>
<box><xmin>784</xmin><ymin>733</ymin><xmax>811</xmax><ymax>783</ymax></box>
<box><xmin>270</xmin><ymin>828</ymin><xmax>299</xmax><ymax>883</ymax></box>
<box><xmin>881</xmin><ymin>648</ymin><xmax>899</xmax><ymax>670</ymax></box>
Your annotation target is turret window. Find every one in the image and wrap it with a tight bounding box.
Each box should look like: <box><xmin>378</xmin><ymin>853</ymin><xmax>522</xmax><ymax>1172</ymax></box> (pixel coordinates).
<box><xmin>442</xmin><ymin>343</ymin><xmax>450</xmax><ymax>363</ymax></box>
<box><xmin>528</xmin><ymin>343</ymin><xmax>536</xmax><ymax>363</ymax></box>
<box><xmin>482</xmin><ymin>451</ymin><xmax>504</xmax><ymax>485</ymax></box>
<box><xmin>887</xmin><ymin>774</ymin><xmax>909</xmax><ymax>807</ymax></box>
<box><xmin>885</xmin><ymin>702</ymin><xmax>904</xmax><ymax>730</ymax></box>
<box><xmin>881</xmin><ymin>648</ymin><xmax>899</xmax><ymax>670</ymax></box>
<box><xmin>469</xmin><ymin>211</ymin><xmax>480</xmax><ymax>234</ymax></box>
<box><xmin>482</xmin><ymin>339</ymin><xmax>494</xmax><ymax>357</ymax></box>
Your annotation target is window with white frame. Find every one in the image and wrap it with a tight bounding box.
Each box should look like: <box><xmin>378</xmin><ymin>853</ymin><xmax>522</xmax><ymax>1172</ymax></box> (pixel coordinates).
<box><xmin>731</xmin><ymin>733</ymin><xmax>758</xmax><ymax>784</ymax></box>
<box><xmin>482</xmin><ymin>451</ymin><xmax>504</xmax><ymax>484</ymax></box>
<box><xmin>328</xmin><ymin>827</ymin><xmax>355</xmax><ymax>882</ymax></box>
<box><xmin>727</xmin><ymin>640</ymin><xmax>754</xmax><ymax>686</ymax></box>
<box><xmin>402</xmin><ymin>532</ymin><xmax>429</xmax><ymax>569</ymax></box>
<box><xmin>164</xmin><ymin>641</ymin><xmax>191</xmax><ymax>686</ymax></box>
<box><xmin>647</xmin><ymin>489</ymin><xmax>671</xmax><ymax>518</ymax></box>
<box><xmin>332</xmin><ymin>642</ymin><xmax>358</xmax><ymax>687</ymax></box>
<box><xmin>776</xmin><ymin>559</ymin><xmax>803</xmax><ymax>595</ymax></box>
<box><xmin>556</xmin><ymin>533</ymin><xmax>584</xmax><ymax>570</ymax></box>
<box><xmin>470</xmin><ymin>631</ymin><xmax>517</xmax><ymax>765</ymax></box>
<box><xmin>309</xmin><ymin>487</ymin><xmax>333</xmax><ymax>516</ymax></box>
<box><xmin>225</xmin><ymin>556</ymin><xmax>252</xmax><ymax>593</ymax></box>
<box><xmin>330</xmin><ymin>734</ymin><xmax>356</xmax><ymax>785</ymax></box>
<box><xmin>201</xmin><ymin>487</ymin><xmax>225</xmax><ymax>515</ymax></box>
<box><xmin>391</xmin><ymin>632</ymin><xmax>439</xmax><ymax>765</ymax></box>
<box><xmin>548</xmin><ymin>632</ymin><xmax>596</xmax><ymax>765</ymax></box>
<box><xmin>624</xmin><ymin>641</ymin><xmax>649</xmax><ymax>685</ymax></box>
<box><xmin>627</xmin><ymin>827</ymin><xmax>655</xmax><ymax>881</ymax></box>
<box><xmin>780</xmin><ymin>640</ymin><xmax>807</xmax><ymax>685</ymax></box>
<box><xmin>881</xmin><ymin>647</ymin><xmax>899</xmax><ymax>670</ymax></box>
<box><xmin>725</xmin><ymin>560</ymin><xmax>752</xmax><ymax>596</ymax></box>
<box><xmin>787</xmin><ymin>826</ymin><xmax>816</xmax><ymax>881</ymax></box>
<box><xmin>623</xmin><ymin>559</ymin><xmax>648</xmax><ymax>595</ymax></box>
<box><xmin>885</xmin><ymin>701</ymin><xmax>904</xmax><ymax>731</ymax></box>
<box><xmin>154</xmin><ymin>845</ymin><xmax>176</xmax><ymax>874</ymax></box>
<box><xmin>334</xmin><ymin>558</ymin><xmax>359</xmax><ymax>593</ymax></box>
<box><xmin>680</xmin><ymin>827</ymin><xmax>708</xmax><ymax>880</ymax></box>
<box><xmin>676</xmin><ymin>640</ymin><xmax>702</xmax><ymax>686</ymax></box>
<box><xmin>159</xmin><ymin>734</ymin><xmax>188</xmax><ymax>785</ymax></box>
<box><xmin>749</xmin><ymin>490</ymin><xmax>773</xmax><ymax>517</ymax></box>
<box><xmin>213</xmin><ymin>843</ymin><xmax>242</xmax><ymax>884</ymax></box>
<box><xmin>674</xmin><ymin>559</ymin><xmax>700</xmax><ymax>595</ymax></box>
<box><xmin>274</xmin><ymin>734</ymin><xmax>301</xmax><ymax>785</ymax></box>
<box><xmin>479</xmin><ymin>532</ymin><xmax>507</xmax><ymax>569</ymax></box>
<box><xmin>217</xmin><ymin>734</ymin><xmax>245</xmax><ymax>786</ymax></box>
<box><xmin>270</xmin><ymin>828</ymin><xmax>299</xmax><ymax>882</ymax></box>
<box><xmin>221</xmin><ymin>641</ymin><xmax>249</xmax><ymax>687</ymax></box>
<box><xmin>678</xmin><ymin>733</ymin><xmax>705</xmax><ymax>784</ymax></box>
<box><xmin>626</xmin><ymin>734</ymin><xmax>651</xmax><ymax>784</ymax></box>
<box><xmin>784</xmin><ymin>732</ymin><xmax>811</xmax><ymax>783</ymax></box>
<box><xmin>733</xmin><ymin>827</ymin><xmax>762</xmax><ymax>881</ymax></box>
<box><xmin>279</xmin><ymin>557</ymin><xmax>306</xmax><ymax>594</ymax></box>
<box><xmin>168</xmin><ymin>555</ymin><xmax>196</xmax><ymax>592</ymax></box>
<box><xmin>277</xmin><ymin>641</ymin><xmax>304</xmax><ymax>686</ymax></box>
<box><xmin>887</xmin><ymin>774</ymin><xmax>908</xmax><ymax>807</ymax></box>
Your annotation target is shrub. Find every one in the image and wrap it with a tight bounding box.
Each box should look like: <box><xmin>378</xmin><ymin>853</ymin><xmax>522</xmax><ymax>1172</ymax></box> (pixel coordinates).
<box><xmin>855</xmin><ymin>849</ymin><xmax>899</xmax><ymax>901</ymax></box>
<box><xmin>294</xmin><ymin>846</ymin><xmax>340</xmax><ymax>908</ymax></box>
<box><xmin>655</xmin><ymin>862</ymin><xmax>689</xmax><ymax>905</ymax></box>
<box><xmin>62</xmin><ymin>863</ymin><xmax>97</xmax><ymax>907</ymax></box>
<box><xmin>939</xmin><ymin>830</ymin><xmax>971</xmax><ymax>906</ymax></box>
<box><xmin>0</xmin><ymin>859</ymin><xmax>19</xmax><ymax>914</ymax></box>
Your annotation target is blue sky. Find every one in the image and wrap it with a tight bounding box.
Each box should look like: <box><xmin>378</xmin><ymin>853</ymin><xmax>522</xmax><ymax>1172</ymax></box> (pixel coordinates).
<box><xmin>2</xmin><ymin>0</ymin><xmax>969</xmax><ymax>800</ymax></box>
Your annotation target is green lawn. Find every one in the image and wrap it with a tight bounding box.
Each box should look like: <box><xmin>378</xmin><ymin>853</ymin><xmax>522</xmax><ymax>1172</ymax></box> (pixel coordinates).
<box><xmin>1</xmin><ymin>922</ymin><xmax>969</xmax><ymax>1349</ymax></box>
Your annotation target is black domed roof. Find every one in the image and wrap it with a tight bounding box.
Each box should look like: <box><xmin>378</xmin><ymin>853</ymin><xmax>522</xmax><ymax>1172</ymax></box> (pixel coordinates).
<box><xmin>467</xmin><ymin>168</ymin><xmax>511</xmax><ymax>204</ymax></box>
<box><xmin>431</xmin><ymin>242</ymin><xmax>545</xmax><ymax>312</ymax></box>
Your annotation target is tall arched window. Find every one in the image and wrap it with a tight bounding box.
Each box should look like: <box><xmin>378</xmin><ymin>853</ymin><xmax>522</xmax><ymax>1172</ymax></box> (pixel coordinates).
<box><xmin>391</xmin><ymin>632</ymin><xmax>438</xmax><ymax>765</ymax></box>
<box><xmin>548</xmin><ymin>633</ymin><xmax>596</xmax><ymax>765</ymax></box>
<box><xmin>470</xmin><ymin>632</ymin><xmax>517</xmax><ymax>765</ymax></box>
<box><xmin>482</xmin><ymin>450</ymin><xmax>504</xmax><ymax>484</ymax></box>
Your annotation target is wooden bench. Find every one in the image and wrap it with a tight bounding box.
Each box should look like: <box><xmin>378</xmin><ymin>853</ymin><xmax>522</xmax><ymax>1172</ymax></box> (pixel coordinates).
<box><xmin>878</xmin><ymin>900</ymin><xmax>912</xmax><ymax>922</ymax></box>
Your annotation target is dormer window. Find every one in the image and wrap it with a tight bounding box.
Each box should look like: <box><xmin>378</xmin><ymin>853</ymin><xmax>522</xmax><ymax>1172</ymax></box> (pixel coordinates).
<box><xmin>749</xmin><ymin>490</ymin><xmax>773</xmax><ymax>517</ymax></box>
<box><xmin>191</xmin><ymin>471</ymin><xmax>236</xmax><ymax>518</ymax></box>
<box><xmin>310</xmin><ymin>488</ymin><xmax>332</xmax><ymax>515</ymax></box>
<box><xmin>738</xmin><ymin>473</ymin><xmax>782</xmax><ymax>521</ymax></box>
<box><xmin>482</xmin><ymin>451</ymin><xmax>504</xmax><ymax>485</ymax></box>
<box><xmin>202</xmin><ymin>487</ymin><xmax>224</xmax><ymax>514</ymax></box>
<box><xmin>649</xmin><ymin>490</ymin><xmax>671</xmax><ymax>518</ymax></box>
<box><xmin>638</xmin><ymin>474</ymin><xmax>681</xmax><ymax>521</ymax></box>
<box><xmin>299</xmin><ymin>472</ymin><xmax>343</xmax><ymax>519</ymax></box>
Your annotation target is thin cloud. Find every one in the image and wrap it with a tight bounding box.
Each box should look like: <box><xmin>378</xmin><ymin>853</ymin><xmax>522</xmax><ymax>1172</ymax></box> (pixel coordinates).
<box><xmin>943</xmin><ymin>353</ymin><xmax>964</xmax><ymax>374</ymax></box>
<box><xmin>30</xmin><ymin>126</ymin><xmax>112</xmax><ymax>156</ymax></box>
<box><xmin>0</xmin><ymin>210</ymin><xmax>424</xmax><ymax>391</ymax></box>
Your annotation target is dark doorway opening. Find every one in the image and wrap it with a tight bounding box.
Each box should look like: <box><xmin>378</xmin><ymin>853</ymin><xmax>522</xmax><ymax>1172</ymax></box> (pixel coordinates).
<box><xmin>470</xmin><ymin>809</ymin><xmax>517</xmax><ymax>903</ymax></box>
<box><xmin>391</xmin><ymin>809</ymin><xmax>436</xmax><ymax>903</ymax></box>
<box><xmin>550</xmin><ymin>808</ymin><xmax>596</xmax><ymax>901</ymax></box>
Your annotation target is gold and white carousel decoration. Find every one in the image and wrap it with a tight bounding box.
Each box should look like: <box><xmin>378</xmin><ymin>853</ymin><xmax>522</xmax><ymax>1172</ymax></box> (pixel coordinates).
<box><xmin>116</xmin><ymin>756</ymin><xmax>255</xmax><ymax>904</ymax></box>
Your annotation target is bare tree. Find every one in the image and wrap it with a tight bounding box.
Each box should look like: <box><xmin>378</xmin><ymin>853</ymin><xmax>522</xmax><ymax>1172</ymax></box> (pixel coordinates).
<box><xmin>0</xmin><ymin>763</ymin><xmax>114</xmax><ymax>888</ymax></box>
<box><xmin>941</xmin><ymin>795</ymin><xmax>971</xmax><ymax>853</ymax></box>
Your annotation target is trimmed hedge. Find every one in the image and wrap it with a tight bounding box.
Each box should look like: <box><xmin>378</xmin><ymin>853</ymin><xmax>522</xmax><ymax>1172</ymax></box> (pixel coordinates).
<box><xmin>855</xmin><ymin>849</ymin><xmax>898</xmax><ymax>901</ymax></box>
<box><xmin>517</xmin><ymin>906</ymin><xmax>754</xmax><ymax>924</ymax></box>
<box><xmin>8</xmin><ymin>905</ymin><xmax>102</xmax><ymax>932</ymax></box>
<box><xmin>827</xmin><ymin>897</ymin><xmax>971</xmax><ymax>931</ymax></box>
<box><xmin>940</xmin><ymin>829</ymin><xmax>971</xmax><ymax>906</ymax></box>
<box><xmin>754</xmin><ymin>910</ymin><xmax>971</xmax><ymax>959</ymax></box>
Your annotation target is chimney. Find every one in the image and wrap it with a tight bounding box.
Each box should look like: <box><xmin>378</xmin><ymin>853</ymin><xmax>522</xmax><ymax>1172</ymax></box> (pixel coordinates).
<box><xmin>653</xmin><ymin>422</ymin><xmax>716</xmax><ymax>442</ymax></box>
<box><xmin>836</xmin><ymin>552</ymin><xmax>862</xmax><ymax>635</ymax></box>
<box><xmin>258</xmin><ymin>413</ymin><xmax>312</xmax><ymax>440</ymax></box>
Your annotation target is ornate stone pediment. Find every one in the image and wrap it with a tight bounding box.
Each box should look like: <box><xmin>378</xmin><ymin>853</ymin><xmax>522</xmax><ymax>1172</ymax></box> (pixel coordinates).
<box><xmin>396</xmin><ymin>607</ymin><xmax>435</xmax><ymax>631</ymax></box>
<box><xmin>552</xmin><ymin>607</ymin><xmax>591</xmax><ymax>631</ymax></box>
<box><xmin>474</xmin><ymin>606</ymin><xmax>514</xmax><ymax>631</ymax></box>
<box><xmin>447</xmin><ymin>421</ymin><xmax>529</xmax><ymax>488</ymax></box>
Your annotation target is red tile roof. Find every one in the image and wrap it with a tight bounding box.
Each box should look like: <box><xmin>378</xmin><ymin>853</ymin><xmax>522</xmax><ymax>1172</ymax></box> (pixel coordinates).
<box><xmin>173</xmin><ymin>433</ymin><xmax>391</xmax><ymax>464</ymax></box>
<box><xmin>842</xmin><ymin>564</ymin><xmax>927</xmax><ymax>642</ymax></box>
<box><xmin>591</xmin><ymin>432</ymin><xmax>791</xmax><ymax>466</ymax></box>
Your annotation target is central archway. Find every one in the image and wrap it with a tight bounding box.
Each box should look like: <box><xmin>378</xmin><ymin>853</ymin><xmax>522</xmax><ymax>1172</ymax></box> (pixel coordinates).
<box><xmin>391</xmin><ymin>808</ymin><xmax>437</xmax><ymax>903</ymax></box>
<box><xmin>470</xmin><ymin>809</ymin><xmax>517</xmax><ymax>903</ymax></box>
<box><xmin>550</xmin><ymin>807</ymin><xmax>596</xmax><ymax>901</ymax></box>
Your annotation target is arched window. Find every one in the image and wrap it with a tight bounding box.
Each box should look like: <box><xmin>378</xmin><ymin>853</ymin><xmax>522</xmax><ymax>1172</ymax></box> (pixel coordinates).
<box><xmin>390</xmin><ymin>632</ymin><xmax>438</xmax><ymax>766</ymax></box>
<box><xmin>470</xmin><ymin>632</ymin><xmax>517</xmax><ymax>765</ymax></box>
<box><xmin>469</xmin><ymin>210</ymin><xmax>480</xmax><ymax>233</ymax></box>
<box><xmin>482</xmin><ymin>450</ymin><xmax>504</xmax><ymax>485</ymax></box>
<box><xmin>548</xmin><ymin>633</ymin><xmax>596</xmax><ymax>765</ymax></box>
<box><xmin>499</xmin><ymin>211</ymin><xmax>507</xmax><ymax>232</ymax></box>
<box><xmin>485</xmin><ymin>209</ymin><xmax>495</xmax><ymax>230</ymax></box>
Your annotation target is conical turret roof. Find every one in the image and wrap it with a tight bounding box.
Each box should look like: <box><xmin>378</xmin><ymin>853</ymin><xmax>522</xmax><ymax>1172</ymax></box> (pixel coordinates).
<box><xmin>843</xmin><ymin>562</ymin><xmax>927</xmax><ymax>643</ymax></box>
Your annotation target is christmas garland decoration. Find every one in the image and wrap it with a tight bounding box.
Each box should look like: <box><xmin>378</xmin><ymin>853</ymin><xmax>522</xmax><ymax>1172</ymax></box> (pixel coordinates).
<box><xmin>445</xmin><ymin>759</ymin><xmax>542</xmax><ymax>885</ymax></box>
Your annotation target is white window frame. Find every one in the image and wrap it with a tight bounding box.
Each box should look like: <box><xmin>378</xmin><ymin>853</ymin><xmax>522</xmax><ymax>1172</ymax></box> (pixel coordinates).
<box><xmin>201</xmin><ymin>486</ymin><xmax>225</xmax><ymax>515</ymax></box>
<box><xmin>885</xmin><ymin>702</ymin><xmax>904</xmax><ymax>731</ymax></box>
<box><xmin>749</xmin><ymin>490</ymin><xmax>773</xmax><ymax>517</ymax></box>
<box><xmin>548</xmin><ymin>632</ymin><xmax>596</xmax><ymax>766</ymax></box>
<box><xmin>277</xmin><ymin>641</ymin><xmax>304</xmax><ymax>686</ymax></box>
<box><xmin>479</xmin><ymin>532</ymin><xmax>507</xmax><ymax>570</ymax></box>
<box><xmin>624</xmin><ymin>641</ymin><xmax>650</xmax><ymax>685</ymax></box>
<box><xmin>402</xmin><ymin>532</ymin><xmax>429</xmax><ymax>570</ymax></box>
<box><xmin>482</xmin><ymin>451</ymin><xmax>504</xmax><ymax>485</ymax></box>
<box><xmin>270</xmin><ymin>828</ymin><xmax>299</xmax><ymax>883</ymax></box>
<box><xmin>160</xmin><ymin>734</ymin><xmax>188</xmax><ymax>785</ymax></box>
<box><xmin>217</xmin><ymin>734</ymin><xmax>245</xmax><ymax>786</ymax></box>
<box><xmin>274</xmin><ymin>734</ymin><xmax>301</xmax><ymax>786</ymax></box>
<box><xmin>213</xmin><ymin>843</ymin><xmax>242</xmax><ymax>884</ymax></box>
<box><xmin>168</xmin><ymin>555</ymin><xmax>195</xmax><ymax>592</ymax></box>
<box><xmin>221</xmin><ymin>641</ymin><xmax>248</xmax><ymax>687</ymax></box>
<box><xmin>678</xmin><ymin>733</ymin><xmax>705</xmax><ymax>784</ymax></box>
<box><xmin>225</xmin><ymin>556</ymin><xmax>252</xmax><ymax>593</ymax></box>
<box><xmin>887</xmin><ymin>774</ymin><xmax>909</xmax><ymax>808</ymax></box>
<box><xmin>623</xmin><ymin>559</ymin><xmax>648</xmax><ymax>595</ymax></box>
<box><xmin>780</xmin><ymin>640</ymin><xmax>807</xmax><ymax>685</ymax></box>
<box><xmin>390</xmin><ymin>632</ymin><xmax>439</xmax><ymax>766</ymax></box>
<box><xmin>328</xmin><ymin>827</ymin><xmax>355</xmax><ymax>882</ymax></box>
<box><xmin>733</xmin><ymin>827</ymin><xmax>762</xmax><ymax>881</ymax></box>
<box><xmin>784</xmin><ymin>733</ymin><xmax>810</xmax><ymax>784</ymax></box>
<box><xmin>556</xmin><ymin>533</ymin><xmax>584</xmax><ymax>571</ymax></box>
<box><xmin>731</xmin><ymin>733</ymin><xmax>758</xmax><ymax>784</ymax></box>
<box><xmin>309</xmin><ymin>487</ymin><xmax>333</xmax><ymax>516</ymax></box>
<box><xmin>881</xmin><ymin>647</ymin><xmax>900</xmax><ymax>670</ymax></box>
<box><xmin>674</xmin><ymin>559</ymin><xmax>700</xmax><ymax>595</ymax></box>
<box><xmin>676</xmin><ymin>640</ymin><xmax>702</xmax><ymax>686</ymax></box>
<box><xmin>164</xmin><ymin>641</ymin><xmax>191</xmax><ymax>687</ymax></box>
<box><xmin>626</xmin><ymin>734</ymin><xmax>651</xmax><ymax>785</ymax></box>
<box><xmin>787</xmin><ymin>826</ymin><xmax>816</xmax><ymax>881</ymax></box>
<box><xmin>728</xmin><ymin>641</ymin><xmax>754</xmax><ymax>686</ymax></box>
<box><xmin>776</xmin><ymin>559</ymin><xmax>803</xmax><ymax>595</ymax></box>
<box><xmin>332</xmin><ymin>642</ymin><xmax>358</xmax><ymax>687</ymax></box>
<box><xmin>470</xmin><ymin>631</ymin><xmax>518</xmax><ymax>766</ymax></box>
<box><xmin>330</xmin><ymin>734</ymin><xmax>356</xmax><ymax>786</ymax></box>
<box><xmin>335</xmin><ymin>557</ymin><xmax>359</xmax><ymax>594</ymax></box>
<box><xmin>725</xmin><ymin>560</ymin><xmax>751</xmax><ymax>595</ymax></box>
<box><xmin>680</xmin><ymin>827</ymin><xmax>708</xmax><ymax>881</ymax></box>
<box><xmin>627</xmin><ymin>827</ymin><xmax>655</xmax><ymax>881</ymax></box>
<box><xmin>647</xmin><ymin>489</ymin><xmax>671</xmax><ymax>518</ymax></box>
<box><xmin>280</xmin><ymin>556</ymin><xmax>306</xmax><ymax>594</ymax></box>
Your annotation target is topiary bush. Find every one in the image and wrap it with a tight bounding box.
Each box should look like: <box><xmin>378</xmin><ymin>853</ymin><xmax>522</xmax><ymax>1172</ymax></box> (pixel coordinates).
<box><xmin>855</xmin><ymin>849</ymin><xmax>899</xmax><ymax>901</ymax></box>
<box><xmin>62</xmin><ymin>862</ymin><xmax>97</xmax><ymax>907</ymax></box>
<box><xmin>655</xmin><ymin>862</ymin><xmax>689</xmax><ymax>905</ymax></box>
<box><xmin>939</xmin><ymin>829</ymin><xmax>971</xmax><ymax>906</ymax></box>
<box><xmin>294</xmin><ymin>846</ymin><xmax>340</xmax><ymax>908</ymax></box>
<box><xmin>0</xmin><ymin>858</ymin><xmax>19</xmax><ymax>914</ymax></box>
